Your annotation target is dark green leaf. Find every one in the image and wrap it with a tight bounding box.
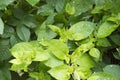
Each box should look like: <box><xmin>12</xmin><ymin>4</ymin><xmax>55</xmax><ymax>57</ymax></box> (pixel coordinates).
<box><xmin>17</xmin><ymin>26</ymin><xmax>30</xmax><ymax>41</ymax></box>
<box><xmin>103</xmin><ymin>65</ymin><xmax>120</xmax><ymax>80</ymax></box>
<box><xmin>0</xmin><ymin>67</ymin><xmax>11</xmax><ymax>80</ymax></box>
<box><xmin>35</xmin><ymin>22</ymin><xmax>57</xmax><ymax>40</ymax></box>
<box><xmin>96</xmin><ymin>38</ymin><xmax>111</xmax><ymax>47</ymax></box>
<box><xmin>0</xmin><ymin>0</ymin><xmax>15</xmax><ymax>10</ymax></box>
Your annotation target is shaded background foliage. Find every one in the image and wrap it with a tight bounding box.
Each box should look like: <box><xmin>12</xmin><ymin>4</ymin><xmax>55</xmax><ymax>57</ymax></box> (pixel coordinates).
<box><xmin>0</xmin><ymin>0</ymin><xmax>120</xmax><ymax>80</ymax></box>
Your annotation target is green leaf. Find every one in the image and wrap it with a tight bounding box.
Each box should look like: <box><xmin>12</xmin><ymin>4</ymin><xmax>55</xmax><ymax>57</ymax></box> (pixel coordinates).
<box><xmin>48</xmin><ymin>25</ymin><xmax>61</xmax><ymax>34</ymax></box>
<box><xmin>71</xmin><ymin>53</ymin><xmax>95</xmax><ymax>70</ymax></box>
<box><xmin>89</xmin><ymin>48</ymin><xmax>101</xmax><ymax>60</ymax></box>
<box><xmin>37</xmin><ymin>4</ymin><xmax>54</xmax><ymax>16</ymax></box>
<box><xmin>71</xmin><ymin>53</ymin><xmax>95</xmax><ymax>79</ymax></box>
<box><xmin>110</xmin><ymin>34</ymin><xmax>120</xmax><ymax>46</ymax></box>
<box><xmin>0</xmin><ymin>18</ymin><xmax>4</xmax><ymax>35</ymax></box>
<box><xmin>88</xmin><ymin>72</ymin><xmax>117</xmax><ymax>80</ymax></box>
<box><xmin>23</xmin><ymin>14</ymin><xmax>38</xmax><ymax>28</ymax></box>
<box><xmin>33</xmin><ymin>48</ymin><xmax>49</xmax><ymax>61</ymax></box>
<box><xmin>96</xmin><ymin>38</ymin><xmax>111</xmax><ymax>47</ymax></box>
<box><xmin>44</xmin><ymin>54</ymin><xmax>64</xmax><ymax>68</ymax></box>
<box><xmin>55</xmin><ymin>0</ymin><xmax>66</xmax><ymax>13</ymax></box>
<box><xmin>0</xmin><ymin>46</ymin><xmax>11</xmax><ymax>61</ymax></box>
<box><xmin>0</xmin><ymin>67</ymin><xmax>11</xmax><ymax>80</ymax></box>
<box><xmin>0</xmin><ymin>0</ymin><xmax>15</xmax><ymax>10</ymax></box>
<box><xmin>10</xmin><ymin>35</ymin><xmax>19</xmax><ymax>46</ymax></box>
<box><xmin>74</xmin><ymin>68</ymin><xmax>92</xmax><ymax>79</ymax></box>
<box><xmin>10</xmin><ymin>42</ymin><xmax>36</xmax><ymax>71</ymax></box>
<box><xmin>35</xmin><ymin>22</ymin><xmax>57</xmax><ymax>40</ymax></box>
<box><xmin>103</xmin><ymin>65</ymin><xmax>120</xmax><ymax>80</ymax></box>
<box><xmin>42</xmin><ymin>39</ymin><xmax>69</xmax><ymax>60</ymax></box>
<box><xmin>73</xmin><ymin>41</ymin><xmax>94</xmax><ymax>54</ymax></box>
<box><xmin>1</xmin><ymin>25</ymin><xmax>14</xmax><ymax>38</ymax></box>
<box><xmin>68</xmin><ymin>21</ymin><xmax>95</xmax><ymax>40</ymax></box>
<box><xmin>30</xmin><ymin>71</ymin><xmax>51</xmax><ymax>80</ymax></box>
<box><xmin>26</xmin><ymin>0</ymin><xmax>40</xmax><ymax>6</ymax></box>
<box><xmin>65</xmin><ymin>3</ymin><xmax>75</xmax><ymax>15</ymax></box>
<box><xmin>48</xmin><ymin>64</ymin><xmax>73</xmax><ymax>80</ymax></box>
<box><xmin>16</xmin><ymin>26</ymin><xmax>30</xmax><ymax>41</ymax></box>
<box><xmin>97</xmin><ymin>22</ymin><xmax>119</xmax><ymax>38</ymax></box>
<box><xmin>71</xmin><ymin>0</ymin><xmax>94</xmax><ymax>16</ymax></box>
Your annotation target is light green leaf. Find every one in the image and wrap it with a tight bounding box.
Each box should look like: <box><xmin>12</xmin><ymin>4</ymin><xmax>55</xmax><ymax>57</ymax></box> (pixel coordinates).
<box><xmin>48</xmin><ymin>25</ymin><xmax>60</xmax><ymax>34</ymax></box>
<box><xmin>73</xmin><ymin>41</ymin><xmax>94</xmax><ymax>55</ymax></box>
<box><xmin>97</xmin><ymin>22</ymin><xmax>119</xmax><ymax>38</ymax></box>
<box><xmin>75</xmin><ymin>68</ymin><xmax>92</xmax><ymax>79</ymax></box>
<box><xmin>89</xmin><ymin>48</ymin><xmax>100</xmax><ymax>60</ymax></box>
<box><xmin>43</xmin><ymin>39</ymin><xmax>69</xmax><ymax>60</ymax></box>
<box><xmin>71</xmin><ymin>53</ymin><xmax>95</xmax><ymax>79</ymax></box>
<box><xmin>33</xmin><ymin>49</ymin><xmax>49</xmax><ymax>61</ymax></box>
<box><xmin>103</xmin><ymin>65</ymin><xmax>120</xmax><ymax>80</ymax></box>
<box><xmin>65</xmin><ymin>3</ymin><xmax>75</xmax><ymax>15</ymax></box>
<box><xmin>17</xmin><ymin>26</ymin><xmax>30</xmax><ymax>41</ymax></box>
<box><xmin>48</xmin><ymin>64</ymin><xmax>73</xmax><ymax>80</ymax></box>
<box><xmin>10</xmin><ymin>43</ymin><xmax>35</xmax><ymax>58</ymax></box>
<box><xmin>10</xmin><ymin>42</ymin><xmax>36</xmax><ymax>71</ymax></box>
<box><xmin>0</xmin><ymin>0</ymin><xmax>15</xmax><ymax>10</ymax></box>
<box><xmin>44</xmin><ymin>54</ymin><xmax>64</xmax><ymax>68</ymax></box>
<box><xmin>30</xmin><ymin>71</ymin><xmax>51</xmax><ymax>80</ymax></box>
<box><xmin>69</xmin><ymin>21</ymin><xmax>95</xmax><ymax>40</ymax></box>
<box><xmin>71</xmin><ymin>53</ymin><xmax>95</xmax><ymax>70</ymax></box>
<box><xmin>26</xmin><ymin>0</ymin><xmax>40</xmax><ymax>6</ymax></box>
<box><xmin>88</xmin><ymin>72</ymin><xmax>117</xmax><ymax>80</ymax></box>
<box><xmin>0</xmin><ymin>18</ymin><xmax>4</xmax><ymax>34</ymax></box>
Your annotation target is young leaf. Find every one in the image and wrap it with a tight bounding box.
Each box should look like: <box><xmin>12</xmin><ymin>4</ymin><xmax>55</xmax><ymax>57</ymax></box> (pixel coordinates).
<box><xmin>89</xmin><ymin>48</ymin><xmax>100</xmax><ymax>60</ymax></box>
<box><xmin>65</xmin><ymin>3</ymin><xmax>75</xmax><ymax>15</ymax></box>
<box><xmin>10</xmin><ymin>42</ymin><xmax>36</xmax><ymax>71</ymax></box>
<box><xmin>42</xmin><ymin>39</ymin><xmax>69</xmax><ymax>60</ymax></box>
<box><xmin>44</xmin><ymin>54</ymin><xmax>64</xmax><ymax>68</ymax></box>
<box><xmin>26</xmin><ymin>0</ymin><xmax>40</xmax><ymax>6</ymax></box>
<box><xmin>71</xmin><ymin>53</ymin><xmax>95</xmax><ymax>70</ymax></box>
<box><xmin>97</xmin><ymin>22</ymin><xmax>119</xmax><ymax>38</ymax></box>
<box><xmin>48</xmin><ymin>64</ymin><xmax>73</xmax><ymax>80</ymax></box>
<box><xmin>0</xmin><ymin>18</ymin><xmax>4</xmax><ymax>34</ymax></box>
<box><xmin>68</xmin><ymin>21</ymin><xmax>95</xmax><ymax>40</ymax></box>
